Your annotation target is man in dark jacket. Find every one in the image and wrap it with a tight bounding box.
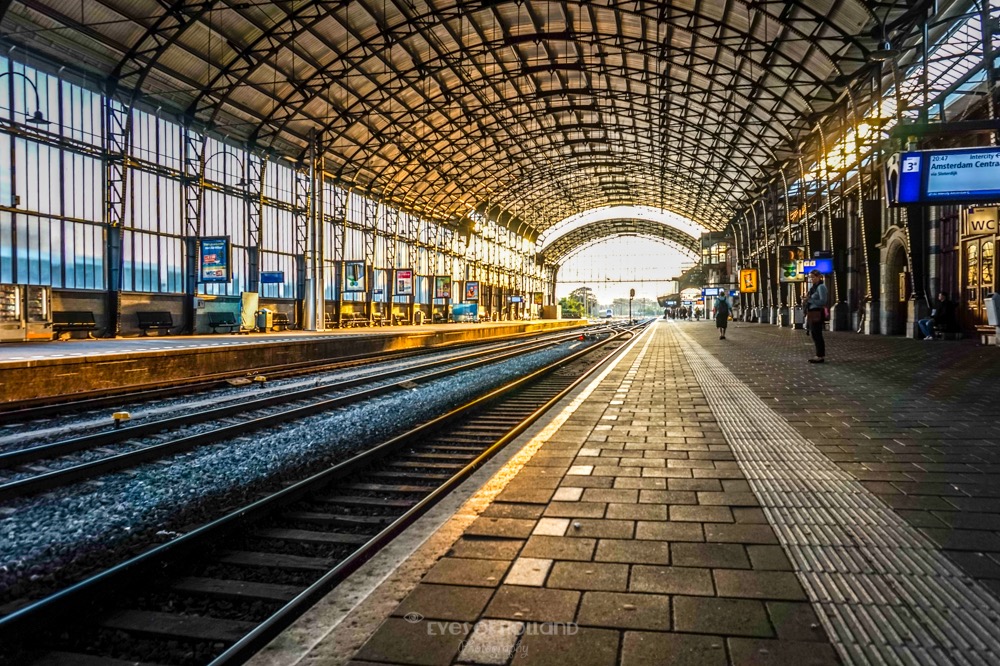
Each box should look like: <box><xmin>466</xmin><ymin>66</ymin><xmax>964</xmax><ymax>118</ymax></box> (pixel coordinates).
<box><xmin>918</xmin><ymin>292</ymin><xmax>955</xmax><ymax>340</ymax></box>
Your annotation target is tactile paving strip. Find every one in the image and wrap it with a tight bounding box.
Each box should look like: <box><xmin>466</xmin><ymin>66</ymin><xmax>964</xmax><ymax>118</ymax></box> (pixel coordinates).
<box><xmin>672</xmin><ymin>325</ymin><xmax>1000</xmax><ymax>666</ymax></box>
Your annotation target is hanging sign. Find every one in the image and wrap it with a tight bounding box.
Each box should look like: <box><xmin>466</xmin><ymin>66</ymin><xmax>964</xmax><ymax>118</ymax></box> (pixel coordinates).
<box><xmin>260</xmin><ymin>271</ymin><xmax>284</xmax><ymax>284</ymax></box>
<box><xmin>395</xmin><ymin>269</ymin><xmax>414</xmax><ymax>296</ymax></box>
<box><xmin>891</xmin><ymin>147</ymin><xmax>1000</xmax><ymax>205</ymax></box>
<box><xmin>199</xmin><ymin>237</ymin><xmax>230</xmax><ymax>283</ymax></box>
<box><xmin>800</xmin><ymin>258</ymin><xmax>834</xmax><ymax>275</ymax></box>
<box><xmin>739</xmin><ymin>269</ymin><xmax>758</xmax><ymax>293</ymax></box>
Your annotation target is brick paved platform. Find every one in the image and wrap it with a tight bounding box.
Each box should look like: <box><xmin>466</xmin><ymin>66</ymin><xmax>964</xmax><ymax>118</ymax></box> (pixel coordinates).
<box><xmin>328</xmin><ymin>321</ymin><xmax>1000</xmax><ymax>666</ymax></box>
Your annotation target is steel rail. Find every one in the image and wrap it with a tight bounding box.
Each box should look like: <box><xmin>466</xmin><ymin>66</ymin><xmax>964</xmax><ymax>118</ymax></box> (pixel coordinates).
<box><xmin>0</xmin><ymin>330</ymin><xmax>595</xmax><ymax>502</ymax></box>
<box><xmin>0</xmin><ymin>328</ymin><xmax>594</xmax><ymax>471</ymax></box>
<box><xmin>0</xmin><ymin>323</ymin><xmax>645</xmax><ymax>659</ymax></box>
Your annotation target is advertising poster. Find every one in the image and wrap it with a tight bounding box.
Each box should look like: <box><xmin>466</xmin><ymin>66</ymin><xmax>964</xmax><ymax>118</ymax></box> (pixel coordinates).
<box><xmin>739</xmin><ymin>269</ymin><xmax>758</xmax><ymax>293</ymax></box>
<box><xmin>344</xmin><ymin>261</ymin><xmax>366</xmax><ymax>293</ymax></box>
<box><xmin>199</xmin><ymin>237</ymin><xmax>230</xmax><ymax>283</ymax></box>
<box><xmin>434</xmin><ymin>275</ymin><xmax>452</xmax><ymax>300</ymax></box>
<box><xmin>533</xmin><ymin>292</ymin><xmax>543</xmax><ymax>306</ymax></box>
<box><xmin>464</xmin><ymin>280</ymin><xmax>480</xmax><ymax>302</ymax></box>
<box><xmin>395</xmin><ymin>268</ymin><xmax>414</xmax><ymax>296</ymax></box>
<box><xmin>779</xmin><ymin>246</ymin><xmax>806</xmax><ymax>282</ymax></box>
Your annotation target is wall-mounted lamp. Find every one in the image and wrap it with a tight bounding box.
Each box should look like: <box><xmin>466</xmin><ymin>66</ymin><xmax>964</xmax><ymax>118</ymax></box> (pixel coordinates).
<box><xmin>0</xmin><ymin>71</ymin><xmax>50</xmax><ymax>125</ymax></box>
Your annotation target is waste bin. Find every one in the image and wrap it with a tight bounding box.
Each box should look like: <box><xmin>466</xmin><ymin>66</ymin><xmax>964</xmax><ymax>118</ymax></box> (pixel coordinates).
<box><xmin>414</xmin><ymin>309</ymin><xmax>424</xmax><ymax>325</ymax></box>
<box><xmin>255</xmin><ymin>309</ymin><xmax>273</xmax><ymax>332</ymax></box>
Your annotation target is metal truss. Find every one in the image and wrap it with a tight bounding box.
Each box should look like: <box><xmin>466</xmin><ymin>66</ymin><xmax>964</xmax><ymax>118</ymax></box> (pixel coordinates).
<box><xmin>103</xmin><ymin>96</ymin><xmax>129</xmax><ymax>338</ymax></box>
<box><xmin>0</xmin><ymin>0</ymin><xmax>948</xmax><ymax>266</ymax></box>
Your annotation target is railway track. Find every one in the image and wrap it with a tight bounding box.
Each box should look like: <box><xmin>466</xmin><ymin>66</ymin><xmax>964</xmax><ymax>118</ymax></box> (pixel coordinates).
<box><xmin>0</xmin><ymin>322</ymin><xmax>646</xmax><ymax>666</ymax></box>
<box><xmin>0</xmin><ymin>326</ymin><xmax>584</xmax><ymax>426</ymax></box>
<box><xmin>0</xmin><ymin>328</ymin><xmax>602</xmax><ymax>501</ymax></box>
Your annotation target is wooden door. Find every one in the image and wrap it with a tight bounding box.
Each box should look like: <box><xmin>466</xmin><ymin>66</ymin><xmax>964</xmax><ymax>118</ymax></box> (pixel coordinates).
<box><xmin>963</xmin><ymin>237</ymin><xmax>996</xmax><ymax>326</ymax></box>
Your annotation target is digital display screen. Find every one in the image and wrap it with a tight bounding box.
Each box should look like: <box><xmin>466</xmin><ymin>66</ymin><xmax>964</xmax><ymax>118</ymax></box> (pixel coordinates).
<box><xmin>893</xmin><ymin>148</ymin><xmax>1000</xmax><ymax>205</ymax></box>
<box><xmin>199</xmin><ymin>237</ymin><xmax>230</xmax><ymax>283</ymax></box>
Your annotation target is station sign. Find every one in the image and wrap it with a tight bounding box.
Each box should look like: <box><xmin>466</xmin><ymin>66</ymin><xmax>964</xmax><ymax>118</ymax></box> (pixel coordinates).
<box><xmin>702</xmin><ymin>287</ymin><xmax>721</xmax><ymax>296</ymax></box>
<box><xmin>509</xmin><ymin>296</ymin><xmax>523</xmax><ymax>303</ymax></box>
<box><xmin>891</xmin><ymin>147</ymin><xmax>1000</xmax><ymax>205</ymax></box>
<box><xmin>260</xmin><ymin>271</ymin><xmax>284</xmax><ymax>284</ymax></box>
<box><xmin>800</xmin><ymin>258</ymin><xmax>833</xmax><ymax>275</ymax></box>
<box><xmin>964</xmin><ymin>207</ymin><xmax>998</xmax><ymax>237</ymax></box>
<box><xmin>739</xmin><ymin>269</ymin><xmax>758</xmax><ymax>293</ymax></box>
<box><xmin>199</xmin><ymin>236</ymin><xmax>230</xmax><ymax>283</ymax></box>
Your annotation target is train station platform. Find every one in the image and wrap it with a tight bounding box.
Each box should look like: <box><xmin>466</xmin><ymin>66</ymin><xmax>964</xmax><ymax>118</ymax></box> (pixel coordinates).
<box><xmin>250</xmin><ymin>319</ymin><xmax>1000</xmax><ymax>666</ymax></box>
<box><xmin>0</xmin><ymin>320</ymin><xmax>584</xmax><ymax>403</ymax></box>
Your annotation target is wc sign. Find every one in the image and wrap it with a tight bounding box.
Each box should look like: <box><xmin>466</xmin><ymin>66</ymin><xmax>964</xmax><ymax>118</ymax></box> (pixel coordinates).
<box><xmin>964</xmin><ymin>207</ymin><xmax>998</xmax><ymax>237</ymax></box>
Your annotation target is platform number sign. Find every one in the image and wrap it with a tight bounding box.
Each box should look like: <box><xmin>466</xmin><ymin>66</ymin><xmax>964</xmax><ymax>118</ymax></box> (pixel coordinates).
<box><xmin>740</xmin><ymin>269</ymin><xmax>758</xmax><ymax>293</ymax></box>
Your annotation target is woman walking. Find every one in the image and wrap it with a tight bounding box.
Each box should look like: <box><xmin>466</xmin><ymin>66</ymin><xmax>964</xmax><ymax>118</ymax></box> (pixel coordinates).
<box><xmin>805</xmin><ymin>269</ymin><xmax>828</xmax><ymax>363</ymax></box>
<box><xmin>714</xmin><ymin>296</ymin><xmax>730</xmax><ymax>340</ymax></box>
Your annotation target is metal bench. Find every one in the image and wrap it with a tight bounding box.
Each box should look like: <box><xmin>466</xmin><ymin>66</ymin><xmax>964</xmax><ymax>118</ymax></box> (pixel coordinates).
<box><xmin>342</xmin><ymin>312</ymin><xmax>368</xmax><ymax>328</ymax></box>
<box><xmin>52</xmin><ymin>311</ymin><xmax>98</xmax><ymax>339</ymax></box>
<box><xmin>136</xmin><ymin>311</ymin><xmax>174</xmax><ymax>336</ymax></box>
<box><xmin>208</xmin><ymin>311</ymin><xmax>244</xmax><ymax>334</ymax></box>
<box><xmin>272</xmin><ymin>312</ymin><xmax>291</xmax><ymax>331</ymax></box>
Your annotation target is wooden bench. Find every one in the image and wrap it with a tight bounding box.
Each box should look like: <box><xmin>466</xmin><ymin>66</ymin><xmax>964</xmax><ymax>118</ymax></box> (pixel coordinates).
<box><xmin>975</xmin><ymin>325</ymin><xmax>995</xmax><ymax>346</ymax></box>
<box><xmin>52</xmin><ymin>311</ymin><xmax>98</xmax><ymax>339</ymax></box>
<box><xmin>136</xmin><ymin>311</ymin><xmax>174</xmax><ymax>336</ymax></box>
<box><xmin>208</xmin><ymin>311</ymin><xmax>244</xmax><ymax>334</ymax></box>
<box><xmin>272</xmin><ymin>312</ymin><xmax>291</xmax><ymax>331</ymax></box>
<box><xmin>393</xmin><ymin>313</ymin><xmax>410</xmax><ymax>326</ymax></box>
<box><xmin>371</xmin><ymin>312</ymin><xmax>385</xmax><ymax>327</ymax></box>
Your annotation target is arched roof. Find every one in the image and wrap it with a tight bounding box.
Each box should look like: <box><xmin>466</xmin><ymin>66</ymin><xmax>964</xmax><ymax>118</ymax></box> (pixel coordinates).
<box><xmin>0</xmin><ymin>1</ymin><xmax>937</xmax><ymax>238</ymax></box>
<box><xmin>539</xmin><ymin>218</ymin><xmax>700</xmax><ymax>267</ymax></box>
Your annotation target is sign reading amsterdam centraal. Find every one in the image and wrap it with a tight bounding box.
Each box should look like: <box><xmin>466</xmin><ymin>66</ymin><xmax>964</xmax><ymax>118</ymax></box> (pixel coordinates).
<box><xmin>891</xmin><ymin>147</ymin><xmax>1000</xmax><ymax>205</ymax></box>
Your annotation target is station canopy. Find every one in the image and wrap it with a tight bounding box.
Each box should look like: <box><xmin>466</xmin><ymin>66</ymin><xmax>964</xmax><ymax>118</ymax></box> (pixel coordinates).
<box><xmin>0</xmin><ymin>1</ymin><xmax>939</xmax><ymax>249</ymax></box>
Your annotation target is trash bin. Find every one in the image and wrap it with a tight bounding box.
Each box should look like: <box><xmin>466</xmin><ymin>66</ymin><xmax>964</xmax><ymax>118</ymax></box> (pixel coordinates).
<box><xmin>414</xmin><ymin>309</ymin><xmax>425</xmax><ymax>325</ymax></box>
<box><xmin>255</xmin><ymin>309</ymin><xmax>273</xmax><ymax>332</ymax></box>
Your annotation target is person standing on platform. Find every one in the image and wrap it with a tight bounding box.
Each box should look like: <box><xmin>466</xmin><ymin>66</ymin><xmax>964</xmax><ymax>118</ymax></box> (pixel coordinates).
<box><xmin>805</xmin><ymin>269</ymin><xmax>828</xmax><ymax>363</ymax></box>
<box><xmin>714</xmin><ymin>296</ymin><xmax>730</xmax><ymax>340</ymax></box>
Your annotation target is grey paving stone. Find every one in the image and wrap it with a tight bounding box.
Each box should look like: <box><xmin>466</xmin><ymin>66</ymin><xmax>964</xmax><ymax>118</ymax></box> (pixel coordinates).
<box><xmin>732</xmin><ymin>508</ymin><xmax>769</xmax><ymax>524</ymax></box>
<box><xmin>422</xmin><ymin>557</ymin><xmax>509</xmax><ymax>587</ymax></box>
<box><xmin>354</xmin><ymin>616</ymin><xmax>468</xmax><ymax>666</ymax></box>
<box><xmin>669</xmin><ymin>505</ymin><xmax>734</xmax><ymax>522</ymax></box>
<box><xmin>613</xmin><ymin>477</ymin><xmax>668</xmax><ymax>490</ymax></box>
<box><xmin>765</xmin><ymin>601</ymin><xmax>828</xmax><ymax>642</ymax></box>
<box><xmin>704</xmin><ymin>524</ymin><xmax>779</xmax><ymax>544</ymax></box>
<box><xmin>712</xmin><ymin>570</ymin><xmax>808</xmax><ymax>601</ymax></box>
<box><xmin>458</xmin><ymin>619</ymin><xmax>523</xmax><ymax>665</ymax></box>
<box><xmin>543</xmin><ymin>501</ymin><xmax>608</xmax><ymax>518</ymax></box>
<box><xmin>465</xmin><ymin>517</ymin><xmax>537</xmax><ymax>539</ymax></box>
<box><xmin>674</xmin><ymin>595</ymin><xmax>773</xmax><ymax>637</ymax></box>
<box><xmin>521</xmin><ymin>535</ymin><xmax>597</xmax><ymax>561</ymax></box>
<box><xmin>393</xmin><ymin>584</ymin><xmax>494</xmax><ymax>622</ymax></box>
<box><xmin>563</xmin><ymin>518</ymin><xmax>635</xmax><ymax>539</ymax></box>
<box><xmin>583</xmin><ymin>488</ymin><xmax>640</xmax><ymax>503</ymax></box>
<box><xmin>621</xmin><ymin>631</ymin><xmax>727</xmax><ymax>666</ymax></box>
<box><xmin>630</xmin><ymin>565</ymin><xmax>714</xmax><ymax>596</ymax></box>
<box><xmin>746</xmin><ymin>545</ymin><xmax>793</xmax><ymax>571</ymax></box>
<box><xmin>595</xmin><ymin>538</ymin><xmax>671</xmax><ymax>564</ymax></box>
<box><xmin>481</xmin><ymin>503</ymin><xmax>546</xmax><ymax>520</ymax></box>
<box><xmin>447</xmin><ymin>537</ymin><xmax>524</xmax><ymax>560</ymax></box>
<box><xmin>638</xmin><ymin>489</ymin><xmax>699</xmax><ymax>504</ymax></box>
<box><xmin>484</xmin><ymin>585</ymin><xmax>580</xmax><ymax>623</ymax></box>
<box><xmin>727</xmin><ymin>637</ymin><xmax>840</xmax><ymax>665</ymax></box>
<box><xmin>576</xmin><ymin>591</ymin><xmax>671</xmax><ymax>631</ymax></box>
<box><xmin>513</xmin><ymin>627</ymin><xmax>619</xmax><ymax>666</ymax></box>
<box><xmin>671</xmin><ymin>542</ymin><xmax>750</xmax><ymax>569</ymax></box>
<box><xmin>606</xmin><ymin>502</ymin><xmax>669</xmax><ymax>521</ymax></box>
<box><xmin>669</xmin><ymin>478</ymin><xmax>725</xmax><ymax>492</ymax></box>
<box><xmin>547</xmin><ymin>561</ymin><xmax>629</xmax><ymax>591</ymax></box>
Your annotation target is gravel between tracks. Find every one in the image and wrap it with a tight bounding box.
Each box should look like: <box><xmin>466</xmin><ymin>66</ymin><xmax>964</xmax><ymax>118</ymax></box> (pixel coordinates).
<box><xmin>0</xmin><ymin>339</ymin><xmax>594</xmax><ymax>608</ymax></box>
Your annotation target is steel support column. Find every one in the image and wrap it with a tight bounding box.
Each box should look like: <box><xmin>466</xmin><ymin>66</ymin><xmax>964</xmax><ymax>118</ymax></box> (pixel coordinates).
<box><xmin>182</xmin><ymin>128</ymin><xmax>204</xmax><ymax>334</ymax></box>
<box><xmin>103</xmin><ymin>96</ymin><xmax>129</xmax><ymax>338</ymax></box>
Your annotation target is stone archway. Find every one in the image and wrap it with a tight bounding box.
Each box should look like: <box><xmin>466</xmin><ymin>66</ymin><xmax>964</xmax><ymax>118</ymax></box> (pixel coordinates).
<box><xmin>880</xmin><ymin>230</ymin><xmax>910</xmax><ymax>336</ymax></box>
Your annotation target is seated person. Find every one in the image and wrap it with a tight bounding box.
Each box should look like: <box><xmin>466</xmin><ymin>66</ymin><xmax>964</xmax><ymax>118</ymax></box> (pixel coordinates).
<box><xmin>918</xmin><ymin>292</ymin><xmax>955</xmax><ymax>340</ymax></box>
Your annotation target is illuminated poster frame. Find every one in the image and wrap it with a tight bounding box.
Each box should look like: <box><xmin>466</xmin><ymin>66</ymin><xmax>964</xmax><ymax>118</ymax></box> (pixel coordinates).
<box><xmin>434</xmin><ymin>275</ymin><xmax>452</xmax><ymax>300</ymax></box>
<box><xmin>464</xmin><ymin>280</ymin><xmax>480</xmax><ymax>302</ymax></box>
<box><xmin>779</xmin><ymin>246</ymin><xmax>806</xmax><ymax>283</ymax></box>
<box><xmin>394</xmin><ymin>268</ymin><xmax>414</xmax><ymax>297</ymax></box>
<box><xmin>343</xmin><ymin>261</ymin><xmax>367</xmax><ymax>293</ymax></box>
<box><xmin>739</xmin><ymin>269</ymin><xmax>758</xmax><ymax>293</ymax></box>
<box><xmin>199</xmin><ymin>236</ymin><xmax>230</xmax><ymax>284</ymax></box>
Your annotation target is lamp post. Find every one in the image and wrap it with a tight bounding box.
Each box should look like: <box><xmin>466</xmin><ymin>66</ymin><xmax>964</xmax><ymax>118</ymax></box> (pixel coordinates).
<box><xmin>0</xmin><ymin>71</ymin><xmax>51</xmax><ymax>125</ymax></box>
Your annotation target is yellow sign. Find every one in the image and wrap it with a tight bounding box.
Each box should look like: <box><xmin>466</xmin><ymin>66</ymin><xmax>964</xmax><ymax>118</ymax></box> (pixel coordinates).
<box><xmin>740</xmin><ymin>269</ymin><xmax>758</xmax><ymax>293</ymax></box>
